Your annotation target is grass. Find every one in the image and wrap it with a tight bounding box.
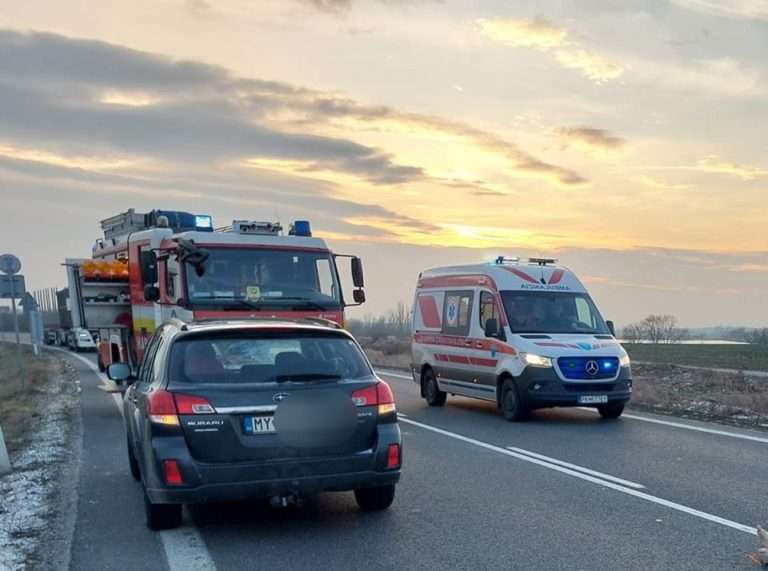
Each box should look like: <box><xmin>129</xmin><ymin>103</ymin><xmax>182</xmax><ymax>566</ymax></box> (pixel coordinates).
<box><xmin>0</xmin><ymin>342</ymin><xmax>62</xmax><ymax>454</ymax></box>
<box><xmin>624</xmin><ymin>343</ymin><xmax>768</xmax><ymax>372</ymax></box>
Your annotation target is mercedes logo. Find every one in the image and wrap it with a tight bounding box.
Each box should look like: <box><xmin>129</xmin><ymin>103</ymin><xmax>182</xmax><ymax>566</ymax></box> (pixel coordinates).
<box><xmin>273</xmin><ymin>393</ymin><xmax>289</xmax><ymax>403</ymax></box>
<box><xmin>585</xmin><ymin>360</ymin><xmax>600</xmax><ymax>376</ymax></box>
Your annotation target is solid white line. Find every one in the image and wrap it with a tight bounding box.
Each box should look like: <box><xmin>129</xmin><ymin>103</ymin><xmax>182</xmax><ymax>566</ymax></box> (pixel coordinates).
<box><xmin>399</xmin><ymin>416</ymin><xmax>757</xmax><ymax>536</ymax></box>
<box><xmin>50</xmin><ymin>347</ymin><xmax>218</xmax><ymax>570</ymax></box>
<box><xmin>377</xmin><ymin>370</ymin><xmax>413</xmax><ymax>381</ymax></box>
<box><xmin>506</xmin><ymin>446</ymin><xmax>646</xmax><ymax>489</ymax></box>
<box><xmin>575</xmin><ymin>407</ymin><xmax>768</xmax><ymax>445</ymax></box>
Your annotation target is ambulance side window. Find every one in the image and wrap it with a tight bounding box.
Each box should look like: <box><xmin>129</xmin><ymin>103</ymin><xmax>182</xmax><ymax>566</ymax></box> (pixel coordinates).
<box><xmin>575</xmin><ymin>297</ymin><xmax>596</xmax><ymax>328</ymax></box>
<box><xmin>442</xmin><ymin>290</ymin><xmax>473</xmax><ymax>336</ymax></box>
<box><xmin>479</xmin><ymin>291</ymin><xmax>500</xmax><ymax>330</ymax></box>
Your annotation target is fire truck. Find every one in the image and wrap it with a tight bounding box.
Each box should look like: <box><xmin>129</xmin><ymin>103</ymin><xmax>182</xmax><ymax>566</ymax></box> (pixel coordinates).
<box><xmin>60</xmin><ymin>209</ymin><xmax>366</xmax><ymax>376</ymax></box>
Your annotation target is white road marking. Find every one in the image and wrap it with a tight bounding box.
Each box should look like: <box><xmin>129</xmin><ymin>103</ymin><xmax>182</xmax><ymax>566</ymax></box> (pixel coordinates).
<box><xmin>399</xmin><ymin>416</ymin><xmax>757</xmax><ymax>536</ymax></box>
<box><xmin>575</xmin><ymin>407</ymin><xmax>768</xmax><ymax>445</ymax></box>
<box><xmin>377</xmin><ymin>370</ymin><xmax>413</xmax><ymax>381</ymax></box>
<box><xmin>50</xmin><ymin>347</ymin><xmax>218</xmax><ymax>570</ymax></box>
<box><xmin>507</xmin><ymin>446</ymin><xmax>646</xmax><ymax>489</ymax></box>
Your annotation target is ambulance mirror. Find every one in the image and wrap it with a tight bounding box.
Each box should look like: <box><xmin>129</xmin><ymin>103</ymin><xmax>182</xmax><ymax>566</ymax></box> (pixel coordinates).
<box><xmin>140</xmin><ymin>250</ymin><xmax>158</xmax><ymax>285</ymax></box>
<box><xmin>351</xmin><ymin>257</ymin><xmax>364</xmax><ymax>288</ymax></box>
<box><xmin>484</xmin><ymin>318</ymin><xmax>500</xmax><ymax>338</ymax></box>
<box><xmin>606</xmin><ymin>320</ymin><xmax>616</xmax><ymax>336</ymax></box>
<box><xmin>353</xmin><ymin>289</ymin><xmax>366</xmax><ymax>304</ymax></box>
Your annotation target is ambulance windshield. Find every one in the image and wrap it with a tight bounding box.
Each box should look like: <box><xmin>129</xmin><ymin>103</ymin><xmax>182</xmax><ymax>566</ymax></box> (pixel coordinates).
<box><xmin>500</xmin><ymin>291</ymin><xmax>610</xmax><ymax>335</ymax></box>
<box><xmin>184</xmin><ymin>248</ymin><xmax>341</xmax><ymax>309</ymax></box>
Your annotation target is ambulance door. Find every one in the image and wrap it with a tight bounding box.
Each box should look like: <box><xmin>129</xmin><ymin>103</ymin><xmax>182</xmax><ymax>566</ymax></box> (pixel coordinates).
<box><xmin>437</xmin><ymin>290</ymin><xmax>476</xmax><ymax>395</ymax></box>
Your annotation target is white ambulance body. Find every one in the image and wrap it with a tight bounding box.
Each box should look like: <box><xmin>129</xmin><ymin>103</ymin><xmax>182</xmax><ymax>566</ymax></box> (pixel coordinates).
<box><xmin>410</xmin><ymin>258</ymin><xmax>632</xmax><ymax>421</ymax></box>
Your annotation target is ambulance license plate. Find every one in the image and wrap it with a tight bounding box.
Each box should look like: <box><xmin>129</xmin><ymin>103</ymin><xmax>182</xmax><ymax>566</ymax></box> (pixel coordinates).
<box><xmin>578</xmin><ymin>395</ymin><xmax>608</xmax><ymax>405</ymax></box>
<box><xmin>243</xmin><ymin>415</ymin><xmax>276</xmax><ymax>434</ymax></box>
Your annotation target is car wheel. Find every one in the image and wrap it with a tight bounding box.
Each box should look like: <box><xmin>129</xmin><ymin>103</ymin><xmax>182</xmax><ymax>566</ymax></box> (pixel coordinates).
<box><xmin>144</xmin><ymin>490</ymin><xmax>182</xmax><ymax>530</ymax></box>
<box><xmin>127</xmin><ymin>433</ymin><xmax>140</xmax><ymax>482</ymax></box>
<box><xmin>354</xmin><ymin>484</ymin><xmax>396</xmax><ymax>511</ymax></box>
<box><xmin>423</xmin><ymin>369</ymin><xmax>447</xmax><ymax>407</ymax></box>
<box><xmin>598</xmin><ymin>403</ymin><xmax>624</xmax><ymax>420</ymax></box>
<box><xmin>501</xmin><ymin>378</ymin><xmax>528</xmax><ymax>422</ymax></box>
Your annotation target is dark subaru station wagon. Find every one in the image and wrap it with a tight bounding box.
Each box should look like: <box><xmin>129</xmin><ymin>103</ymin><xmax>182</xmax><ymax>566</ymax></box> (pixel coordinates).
<box><xmin>109</xmin><ymin>319</ymin><xmax>402</xmax><ymax>530</ymax></box>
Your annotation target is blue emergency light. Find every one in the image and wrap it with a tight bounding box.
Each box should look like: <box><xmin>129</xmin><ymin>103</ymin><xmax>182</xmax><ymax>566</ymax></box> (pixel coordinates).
<box><xmin>292</xmin><ymin>220</ymin><xmax>312</xmax><ymax>237</ymax></box>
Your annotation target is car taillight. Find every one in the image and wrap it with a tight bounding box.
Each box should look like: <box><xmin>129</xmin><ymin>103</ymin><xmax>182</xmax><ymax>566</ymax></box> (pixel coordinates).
<box><xmin>174</xmin><ymin>394</ymin><xmax>216</xmax><ymax>415</ymax></box>
<box><xmin>351</xmin><ymin>381</ymin><xmax>396</xmax><ymax>416</ymax></box>
<box><xmin>163</xmin><ymin>460</ymin><xmax>184</xmax><ymax>485</ymax></box>
<box><xmin>148</xmin><ymin>390</ymin><xmax>179</xmax><ymax>426</ymax></box>
<box><xmin>376</xmin><ymin>381</ymin><xmax>396</xmax><ymax>415</ymax></box>
<box><xmin>386</xmin><ymin>443</ymin><xmax>401</xmax><ymax>469</ymax></box>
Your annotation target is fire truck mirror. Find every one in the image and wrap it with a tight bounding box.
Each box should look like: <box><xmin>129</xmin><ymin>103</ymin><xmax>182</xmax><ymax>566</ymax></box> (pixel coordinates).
<box><xmin>352</xmin><ymin>289</ymin><xmax>366</xmax><ymax>304</ymax></box>
<box><xmin>143</xmin><ymin>285</ymin><xmax>160</xmax><ymax>302</ymax></box>
<box><xmin>140</xmin><ymin>251</ymin><xmax>158</xmax><ymax>285</ymax></box>
<box><xmin>351</xmin><ymin>257</ymin><xmax>364</xmax><ymax>288</ymax></box>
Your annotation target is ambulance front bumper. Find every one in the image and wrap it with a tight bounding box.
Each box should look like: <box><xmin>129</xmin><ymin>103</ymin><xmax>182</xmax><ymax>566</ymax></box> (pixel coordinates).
<box><xmin>517</xmin><ymin>366</ymin><xmax>632</xmax><ymax>409</ymax></box>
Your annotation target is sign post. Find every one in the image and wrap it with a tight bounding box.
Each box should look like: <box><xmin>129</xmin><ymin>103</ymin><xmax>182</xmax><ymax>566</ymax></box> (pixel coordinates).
<box><xmin>0</xmin><ymin>254</ymin><xmax>22</xmax><ymax>476</ymax></box>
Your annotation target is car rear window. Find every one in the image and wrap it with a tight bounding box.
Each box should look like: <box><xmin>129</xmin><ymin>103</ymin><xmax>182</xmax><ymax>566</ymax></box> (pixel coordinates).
<box><xmin>168</xmin><ymin>332</ymin><xmax>373</xmax><ymax>384</ymax></box>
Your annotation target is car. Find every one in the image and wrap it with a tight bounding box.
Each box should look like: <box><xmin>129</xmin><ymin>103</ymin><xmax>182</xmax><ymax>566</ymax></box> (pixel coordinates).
<box><xmin>108</xmin><ymin>318</ymin><xmax>402</xmax><ymax>530</ymax></box>
<box><xmin>68</xmin><ymin>328</ymin><xmax>97</xmax><ymax>352</ymax></box>
<box><xmin>410</xmin><ymin>257</ymin><xmax>632</xmax><ymax>421</ymax></box>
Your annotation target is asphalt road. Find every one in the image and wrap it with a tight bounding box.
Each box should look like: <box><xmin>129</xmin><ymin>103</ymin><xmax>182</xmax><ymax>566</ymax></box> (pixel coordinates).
<box><xmin>57</xmin><ymin>350</ymin><xmax>765</xmax><ymax>571</ymax></box>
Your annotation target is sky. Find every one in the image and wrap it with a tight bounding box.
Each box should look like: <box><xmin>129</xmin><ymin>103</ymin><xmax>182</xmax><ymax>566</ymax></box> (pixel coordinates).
<box><xmin>0</xmin><ymin>0</ymin><xmax>767</xmax><ymax>327</ymax></box>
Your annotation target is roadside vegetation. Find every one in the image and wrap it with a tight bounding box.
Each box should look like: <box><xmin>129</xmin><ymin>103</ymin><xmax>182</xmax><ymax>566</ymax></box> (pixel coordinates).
<box><xmin>624</xmin><ymin>343</ymin><xmax>768</xmax><ymax>372</ymax></box>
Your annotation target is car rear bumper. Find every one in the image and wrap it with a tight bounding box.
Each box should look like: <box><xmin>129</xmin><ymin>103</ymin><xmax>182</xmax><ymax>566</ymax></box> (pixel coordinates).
<box><xmin>142</xmin><ymin>423</ymin><xmax>402</xmax><ymax>505</ymax></box>
<box><xmin>516</xmin><ymin>366</ymin><xmax>632</xmax><ymax>409</ymax></box>
<box><xmin>146</xmin><ymin>469</ymin><xmax>400</xmax><ymax>504</ymax></box>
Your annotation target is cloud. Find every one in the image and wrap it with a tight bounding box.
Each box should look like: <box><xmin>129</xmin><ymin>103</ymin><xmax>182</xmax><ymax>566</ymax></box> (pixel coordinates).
<box><xmin>553</xmin><ymin>49</ymin><xmax>624</xmax><ymax>82</ymax></box>
<box><xmin>672</xmin><ymin>0</ymin><xmax>768</xmax><ymax>21</ymax></box>
<box><xmin>476</xmin><ymin>18</ymin><xmax>567</xmax><ymax>50</ymax></box>
<box><xmin>184</xmin><ymin>0</ymin><xmax>212</xmax><ymax>16</ymax></box>
<box><xmin>557</xmin><ymin>127</ymin><xmax>627</xmax><ymax>159</ymax></box>
<box><xmin>0</xmin><ymin>30</ymin><xmax>583</xmax><ymax>189</ymax></box>
<box><xmin>477</xmin><ymin>18</ymin><xmax>624</xmax><ymax>83</ymax></box>
<box><xmin>696</xmin><ymin>156</ymin><xmax>768</xmax><ymax>180</ymax></box>
<box><xmin>633</xmin><ymin>176</ymin><xmax>691</xmax><ymax>191</ymax></box>
<box><xmin>298</xmin><ymin>0</ymin><xmax>439</xmax><ymax>11</ymax></box>
<box><xmin>634</xmin><ymin>57</ymin><xmax>763</xmax><ymax>98</ymax></box>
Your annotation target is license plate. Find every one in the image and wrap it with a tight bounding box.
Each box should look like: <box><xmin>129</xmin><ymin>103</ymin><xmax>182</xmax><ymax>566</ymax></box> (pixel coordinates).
<box><xmin>243</xmin><ymin>415</ymin><xmax>276</xmax><ymax>434</ymax></box>
<box><xmin>578</xmin><ymin>395</ymin><xmax>609</xmax><ymax>404</ymax></box>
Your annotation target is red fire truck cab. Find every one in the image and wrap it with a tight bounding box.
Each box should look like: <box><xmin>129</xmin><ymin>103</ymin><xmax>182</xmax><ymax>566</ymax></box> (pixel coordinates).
<box><xmin>88</xmin><ymin>209</ymin><xmax>365</xmax><ymax>376</ymax></box>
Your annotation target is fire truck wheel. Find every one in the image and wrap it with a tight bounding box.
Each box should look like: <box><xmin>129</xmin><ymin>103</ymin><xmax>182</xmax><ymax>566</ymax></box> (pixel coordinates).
<box><xmin>423</xmin><ymin>368</ymin><xmax>447</xmax><ymax>407</ymax></box>
<box><xmin>501</xmin><ymin>378</ymin><xmax>528</xmax><ymax>422</ymax></box>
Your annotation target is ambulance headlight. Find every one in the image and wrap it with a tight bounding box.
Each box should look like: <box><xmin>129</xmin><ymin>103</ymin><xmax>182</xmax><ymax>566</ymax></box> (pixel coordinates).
<box><xmin>521</xmin><ymin>353</ymin><xmax>553</xmax><ymax>368</ymax></box>
<box><xmin>620</xmin><ymin>353</ymin><xmax>631</xmax><ymax>367</ymax></box>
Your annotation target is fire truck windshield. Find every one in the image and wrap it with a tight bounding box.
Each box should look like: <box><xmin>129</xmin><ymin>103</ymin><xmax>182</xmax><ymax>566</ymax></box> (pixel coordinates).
<box><xmin>184</xmin><ymin>248</ymin><xmax>341</xmax><ymax>309</ymax></box>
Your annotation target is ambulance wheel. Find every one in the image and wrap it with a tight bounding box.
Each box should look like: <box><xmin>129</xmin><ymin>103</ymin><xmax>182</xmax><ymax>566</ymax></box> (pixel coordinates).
<box><xmin>423</xmin><ymin>369</ymin><xmax>446</xmax><ymax>407</ymax></box>
<box><xmin>501</xmin><ymin>378</ymin><xmax>528</xmax><ymax>422</ymax></box>
<box><xmin>598</xmin><ymin>403</ymin><xmax>624</xmax><ymax>420</ymax></box>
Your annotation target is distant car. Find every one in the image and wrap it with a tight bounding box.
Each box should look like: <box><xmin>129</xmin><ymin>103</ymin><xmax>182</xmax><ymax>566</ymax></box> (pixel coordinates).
<box><xmin>109</xmin><ymin>319</ymin><xmax>402</xmax><ymax>530</ymax></box>
<box><xmin>44</xmin><ymin>331</ymin><xmax>58</xmax><ymax>345</ymax></box>
<box><xmin>68</xmin><ymin>328</ymin><xmax>97</xmax><ymax>352</ymax></box>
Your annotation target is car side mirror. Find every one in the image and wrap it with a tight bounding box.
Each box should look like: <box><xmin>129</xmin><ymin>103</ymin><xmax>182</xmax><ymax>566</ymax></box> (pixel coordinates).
<box><xmin>606</xmin><ymin>320</ymin><xmax>616</xmax><ymax>336</ymax></box>
<box><xmin>144</xmin><ymin>285</ymin><xmax>160</xmax><ymax>302</ymax></box>
<box><xmin>107</xmin><ymin>362</ymin><xmax>131</xmax><ymax>382</ymax></box>
<box><xmin>484</xmin><ymin>317</ymin><xmax>500</xmax><ymax>338</ymax></box>
<box><xmin>140</xmin><ymin>250</ymin><xmax>158</xmax><ymax>285</ymax></box>
<box><xmin>351</xmin><ymin>257</ymin><xmax>364</xmax><ymax>288</ymax></box>
<box><xmin>352</xmin><ymin>289</ymin><xmax>366</xmax><ymax>304</ymax></box>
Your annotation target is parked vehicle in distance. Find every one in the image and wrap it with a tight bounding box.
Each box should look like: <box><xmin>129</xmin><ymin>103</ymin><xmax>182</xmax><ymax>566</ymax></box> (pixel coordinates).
<box><xmin>410</xmin><ymin>257</ymin><xmax>632</xmax><ymax>421</ymax></box>
<box><xmin>109</xmin><ymin>318</ymin><xmax>402</xmax><ymax>530</ymax></box>
<box><xmin>67</xmin><ymin>327</ymin><xmax>97</xmax><ymax>352</ymax></box>
<box><xmin>44</xmin><ymin>330</ymin><xmax>58</xmax><ymax>345</ymax></box>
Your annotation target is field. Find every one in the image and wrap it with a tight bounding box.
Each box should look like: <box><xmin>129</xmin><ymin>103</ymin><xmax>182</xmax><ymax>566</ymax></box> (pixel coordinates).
<box><xmin>623</xmin><ymin>343</ymin><xmax>768</xmax><ymax>372</ymax></box>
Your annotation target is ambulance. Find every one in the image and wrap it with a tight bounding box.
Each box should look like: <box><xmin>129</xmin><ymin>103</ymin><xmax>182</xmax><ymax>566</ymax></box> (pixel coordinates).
<box><xmin>410</xmin><ymin>257</ymin><xmax>631</xmax><ymax>421</ymax></box>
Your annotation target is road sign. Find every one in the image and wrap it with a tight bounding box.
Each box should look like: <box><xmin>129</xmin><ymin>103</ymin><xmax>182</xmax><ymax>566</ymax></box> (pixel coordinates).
<box><xmin>0</xmin><ymin>275</ymin><xmax>25</xmax><ymax>299</ymax></box>
<box><xmin>0</xmin><ymin>254</ymin><xmax>21</xmax><ymax>275</ymax></box>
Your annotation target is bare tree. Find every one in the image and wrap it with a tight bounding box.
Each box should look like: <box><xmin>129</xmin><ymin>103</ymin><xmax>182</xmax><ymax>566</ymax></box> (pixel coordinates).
<box><xmin>624</xmin><ymin>314</ymin><xmax>687</xmax><ymax>344</ymax></box>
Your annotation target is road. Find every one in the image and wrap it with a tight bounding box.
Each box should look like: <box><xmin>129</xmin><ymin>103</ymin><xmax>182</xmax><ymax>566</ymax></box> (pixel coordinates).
<box><xmin>44</xmin><ymin>349</ymin><xmax>768</xmax><ymax>569</ymax></box>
